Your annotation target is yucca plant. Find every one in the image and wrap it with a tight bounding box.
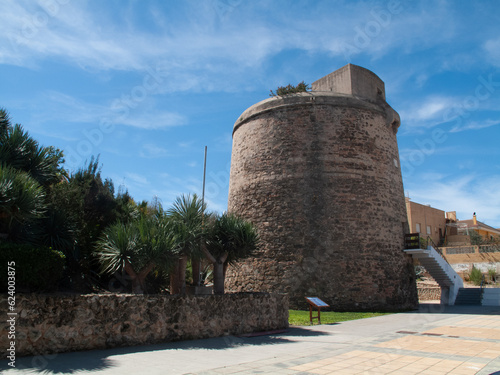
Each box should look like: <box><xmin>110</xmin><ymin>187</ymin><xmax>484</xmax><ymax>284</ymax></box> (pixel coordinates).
<box><xmin>96</xmin><ymin>215</ymin><xmax>176</xmax><ymax>294</ymax></box>
<box><xmin>0</xmin><ymin>109</ymin><xmax>66</xmax><ymax>187</ymax></box>
<box><xmin>167</xmin><ymin>193</ymin><xmax>206</xmax><ymax>294</ymax></box>
<box><xmin>0</xmin><ymin>163</ymin><xmax>46</xmax><ymax>237</ymax></box>
<box><xmin>204</xmin><ymin>213</ymin><xmax>259</xmax><ymax>294</ymax></box>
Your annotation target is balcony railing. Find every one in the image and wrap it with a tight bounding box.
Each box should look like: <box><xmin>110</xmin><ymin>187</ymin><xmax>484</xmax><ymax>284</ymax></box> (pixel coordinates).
<box><xmin>404</xmin><ymin>233</ymin><xmax>420</xmax><ymax>249</ymax></box>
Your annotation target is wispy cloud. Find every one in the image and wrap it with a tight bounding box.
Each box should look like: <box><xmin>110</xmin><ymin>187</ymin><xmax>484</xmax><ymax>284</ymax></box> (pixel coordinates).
<box><xmin>484</xmin><ymin>37</ymin><xmax>500</xmax><ymax>67</ymax></box>
<box><xmin>2</xmin><ymin>0</ymin><xmax>491</xmax><ymax>95</ymax></box>
<box><xmin>118</xmin><ymin>111</ymin><xmax>186</xmax><ymax>130</ymax></box>
<box><xmin>29</xmin><ymin>91</ymin><xmax>186</xmax><ymax>130</ymax></box>
<box><xmin>140</xmin><ymin>143</ymin><xmax>169</xmax><ymax>158</ymax></box>
<box><xmin>399</xmin><ymin>96</ymin><xmax>455</xmax><ymax>131</ymax></box>
<box><xmin>415</xmin><ymin>99</ymin><xmax>450</xmax><ymax>121</ymax></box>
<box><xmin>406</xmin><ymin>174</ymin><xmax>500</xmax><ymax>228</ymax></box>
<box><xmin>125</xmin><ymin>172</ymin><xmax>149</xmax><ymax>186</ymax></box>
<box><xmin>399</xmin><ymin>91</ymin><xmax>500</xmax><ymax>135</ymax></box>
<box><xmin>450</xmin><ymin>119</ymin><xmax>500</xmax><ymax>133</ymax></box>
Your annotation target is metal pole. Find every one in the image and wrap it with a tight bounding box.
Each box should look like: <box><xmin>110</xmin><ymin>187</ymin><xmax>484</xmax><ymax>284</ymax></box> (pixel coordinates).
<box><xmin>202</xmin><ymin>146</ymin><xmax>207</xmax><ymax>214</ymax></box>
<box><xmin>199</xmin><ymin>146</ymin><xmax>207</xmax><ymax>287</ymax></box>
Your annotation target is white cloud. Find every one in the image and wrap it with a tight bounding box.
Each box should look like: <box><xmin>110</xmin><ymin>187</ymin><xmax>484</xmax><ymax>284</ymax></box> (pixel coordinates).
<box><xmin>416</xmin><ymin>100</ymin><xmax>448</xmax><ymax>121</ymax></box>
<box><xmin>125</xmin><ymin>172</ymin><xmax>149</xmax><ymax>186</ymax></box>
<box><xmin>117</xmin><ymin>111</ymin><xmax>186</xmax><ymax>130</ymax></box>
<box><xmin>484</xmin><ymin>37</ymin><xmax>500</xmax><ymax>67</ymax></box>
<box><xmin>29</xmin><ymin>91</ymin><xmax>186</xmax><ymax>130</ymax></box>
<box><xmin>450</xmin><ymin>119</ymin><xmax>500</xmax><ymax>133</ymax></box>
<box><xmin>0</xmin><ymin>0</ymin><xmax>481</xmax><ymax>94</ymax></box>
<box><xmin>400</xmin><ymin>96</ymin><xmax>454</xmax><ymax>124</ymax></box>
<box><xmin>178</xmin><ymin>141</ymin><xmax>194</xmax><ymax>148</ymax></box>
<box><xmin>398</xmin><ymin>93</ymin><xmax>500</xmax><ymax>135</ymax></box>
<box><xmin>406</xmin><ymin>174</ymin><xmax>500</xmax><ymax>228</ymax></box>
<box><xmin>140</xmin><ymin>143</ymin><xmax>169</xmax><ymax>158</ymax></box>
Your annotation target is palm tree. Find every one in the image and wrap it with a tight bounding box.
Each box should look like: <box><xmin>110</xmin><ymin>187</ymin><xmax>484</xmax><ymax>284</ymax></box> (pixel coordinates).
<box><xmin>203</xmin><ymin>213</ymin><xmax>259</xmax><ymax>294</ymax></box>
<box><xmin>96</xmin><ymin>215</ymin><xmax>175</xmax><ymax>294</ymax></box>
<box><xmin>0</xmin><ymin>108</ymin><xmax>66</xmax><ymax>187</ymax></box>
<box><xmin>167</xmin><ymin>194</ymin><xmax>205</xmax><ymax>295</ymax></box>
<box><xmin>0</xmin><ymin>164</ymin><xmax>46</xmax><ymax>239</ymax></box>
<box><xmin>0</xmin><ymin>108</ymin><xmax>66</xmax><ymax>243</ymax></box>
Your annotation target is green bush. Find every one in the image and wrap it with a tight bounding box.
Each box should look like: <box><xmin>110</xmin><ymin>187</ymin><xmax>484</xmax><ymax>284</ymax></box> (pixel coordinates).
<box><xmin>270</xmin><ymin>81</ymin><xmax>310</xmax><ymax>97</ymax></box>
<box><xmin>488</xmin><ymin>268</ymin><xmax>497</xmax><ymax>283</ymax></box>
<box><xmin>469</xmin><ymin>266</ymin><xmax>483</xmax><ymax>286</ymax></box>
<box><xmin>0</xmin><ymin>242</ymin><xmax>66</xmax><ymax>292</ymax></box>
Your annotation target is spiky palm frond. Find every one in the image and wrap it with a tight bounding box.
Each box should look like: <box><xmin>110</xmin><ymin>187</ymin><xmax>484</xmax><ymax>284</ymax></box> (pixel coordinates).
<box><xmin>0</xmin><ymin>116</ymin><xmax>65</xmax><ymax>186</ymax></box>
<box><xmin>205</xmin><ymin>213</ymin><xmax>259</xmax><ymax>264</ymax></box>
<box><xmin>0</xmin><ymin>163</ymin><xmax>46</xmax><ymax>224</ymax></box>
<box><xmin>39</xmin><ymin>208</ymin><xmax>75</xmax><ymax>254</ymax></box>
<box><xmin>167</xmin><ymin>193</ymin><xmax>206</xmax><ymax>258</ymax></box>
<box><xmin>96</xmin><ymin>222</ymin><xmax>137</xmax><ymax>275</ymax></box>
<box><xmin>95</xmin><ymin>215</ymin><xmax>176</xmax><ymax>276</ymax></box>
<box><xmin>0</xmin><ymin>108</ymin><xmax>11</xmax><ymax>135</ymax></box>
<box><xmin>135</xmin><ymin>215</ymin><xmax>176</xmax><ymax>268</ymax></box>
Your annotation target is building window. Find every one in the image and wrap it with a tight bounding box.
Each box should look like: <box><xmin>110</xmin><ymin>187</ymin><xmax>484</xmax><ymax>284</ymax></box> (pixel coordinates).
<box><xmin>416</xmin><ymin>223</ymin><xmax>421</xmax><ymax>233</ymax></box>
<box><xmin>427</xmin><ymin>225</ymin><xmax>431</xmax><ymax>235</ymax></box>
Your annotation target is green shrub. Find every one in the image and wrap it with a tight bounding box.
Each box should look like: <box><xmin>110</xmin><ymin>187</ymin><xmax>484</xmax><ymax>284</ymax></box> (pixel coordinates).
<box><xmin>270</xmin><ymin>81</ymin><xmax>311</xmax><ymax>97</ymax></box>
<box><xmin>419</xmin><ymin>236</ymin><xmax>428</xmax><ymax>249</ymax></box>
<box><xmin>488</xmin><ymin>268</ymin><xmax>497</xmax><ymax>283</ymax></box>
<box><xmin>0</xmin><ymin>242</ymin><xmax>66</xmax><ymax>292</ymax></box>
<box><xmin>469</xmin><ymin>266</ymin><xmax>483</xmax><ymax>286</ymax></box>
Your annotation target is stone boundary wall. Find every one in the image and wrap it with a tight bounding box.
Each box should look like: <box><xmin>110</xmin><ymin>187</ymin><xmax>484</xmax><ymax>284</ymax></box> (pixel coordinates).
<box><xmin>0</xmin><ymin>293</ymin><xmax>289</xmax><ymax>358</ymax></box>
<box><xmin>417</xmin><ymin>287</ymin><xmax>441</xmax><ymax>301</ymax></box>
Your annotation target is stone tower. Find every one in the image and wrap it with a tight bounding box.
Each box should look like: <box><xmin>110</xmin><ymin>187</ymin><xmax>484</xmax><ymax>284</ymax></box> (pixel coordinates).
<box><xmin>226</xmin><ymin>64</ymin><xmax>418</xmax><ymax>311</ymax></box>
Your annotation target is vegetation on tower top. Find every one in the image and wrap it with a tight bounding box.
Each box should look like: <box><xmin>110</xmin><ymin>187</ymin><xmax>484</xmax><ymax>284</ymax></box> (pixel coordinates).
<box><xmin>270</xmin><ymin>81</ymin><xmax>310</xmax><ymax>97</ymax></box>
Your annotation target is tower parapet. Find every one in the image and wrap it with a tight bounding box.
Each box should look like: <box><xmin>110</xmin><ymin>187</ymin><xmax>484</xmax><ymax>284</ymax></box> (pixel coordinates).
<box><xmin>312</xmin><ymin>63</ymin><xmax>386</xmax><ymax>101</ymax></box>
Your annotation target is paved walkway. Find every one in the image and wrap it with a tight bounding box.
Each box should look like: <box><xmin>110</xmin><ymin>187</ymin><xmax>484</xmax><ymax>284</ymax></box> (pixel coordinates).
<box><xmin>2</xmin><ymin>304</ymin><xmax>499</xmax><ymax>374</ymax></box>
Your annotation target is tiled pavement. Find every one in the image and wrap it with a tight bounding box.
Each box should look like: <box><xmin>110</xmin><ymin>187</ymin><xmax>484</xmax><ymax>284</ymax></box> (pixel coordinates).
<box><xmin>2</xmin><ymin>304</ymin><xmax>499</xmax><ymax>375</ymax></box>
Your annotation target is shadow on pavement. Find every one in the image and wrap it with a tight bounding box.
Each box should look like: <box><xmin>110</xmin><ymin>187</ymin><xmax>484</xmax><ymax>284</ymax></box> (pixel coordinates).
<box><xmin>0</xmin><ymin>327</ymin><xmax>329</xmax><ymax>374</ymax></box>
<box><xmin>415</xmin><ymin>303</ymin><xmax>500</xmax><ymax>315</ymax></box>
<box><xmin>0</xmin><ymin>353</ymin><xmax>115</xmax><ymax>374</ymax></box>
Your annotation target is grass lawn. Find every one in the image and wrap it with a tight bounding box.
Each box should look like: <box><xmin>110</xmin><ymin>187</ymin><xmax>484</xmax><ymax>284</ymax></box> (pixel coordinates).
<box><xmin>289</xmin><ymin>310</ymin><xmax>392</xmax><ymax>326</ymax></box>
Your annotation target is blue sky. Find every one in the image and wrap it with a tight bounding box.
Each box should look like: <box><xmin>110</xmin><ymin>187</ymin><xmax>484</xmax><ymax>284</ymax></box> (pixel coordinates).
<box><xmin>1</xmin><ymin>0</ymin><xmax>499</xmax><ymax>227</ymax></box>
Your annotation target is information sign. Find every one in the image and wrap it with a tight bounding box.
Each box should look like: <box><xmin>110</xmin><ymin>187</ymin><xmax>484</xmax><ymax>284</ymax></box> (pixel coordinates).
<box><xmin>305</xmin><ymin>297</ymin><xmax>329</xmax><ymax>307</ymax></box>
<box><xmin>305</xmin><ymin>297</ymin><xmax>329</xmax><ymax>324</ymax></box>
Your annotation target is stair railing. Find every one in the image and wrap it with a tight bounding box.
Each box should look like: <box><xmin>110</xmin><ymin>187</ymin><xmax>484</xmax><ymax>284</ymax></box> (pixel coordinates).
<box><xmin>425</xmin><ymin>235</ymin><xmax>452</xmax><ymax>265</ymax></box>
<box><xmin>480</xmin><ymin>274</ymin><xmax>486</xmax><ymax>296</ymax></box>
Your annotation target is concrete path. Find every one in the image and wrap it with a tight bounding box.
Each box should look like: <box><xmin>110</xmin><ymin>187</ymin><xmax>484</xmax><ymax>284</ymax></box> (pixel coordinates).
<box><xmin>2</xmin><ymin>304</ymin><xmax>499</xmax><ymax>374</ymax></box>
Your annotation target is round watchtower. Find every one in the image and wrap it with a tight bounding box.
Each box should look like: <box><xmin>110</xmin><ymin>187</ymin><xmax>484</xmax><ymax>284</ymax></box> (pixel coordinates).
<box><xmin>226</xmin><ymin>64</ymin><xmax>418</xmax><ymax>311</ymax></box>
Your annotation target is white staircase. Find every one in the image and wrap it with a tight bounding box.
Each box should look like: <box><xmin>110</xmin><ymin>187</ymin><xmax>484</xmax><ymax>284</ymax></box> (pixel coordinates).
<box><xmin>404</xmin><ymin>245</ymin><xmax>463</xmax><ymax>305</ymax></box>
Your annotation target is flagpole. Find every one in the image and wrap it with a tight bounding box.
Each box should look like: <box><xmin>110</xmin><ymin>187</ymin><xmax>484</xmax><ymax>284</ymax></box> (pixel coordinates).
<box><xmin>199</xmin><ymin>146</ymin><xmax>207</xmax><ymax>287</ymax></box>
<box><xmin>201</xmin><ymin>145</ymin><xmax>207</xmax><ymax>218</ymax></box>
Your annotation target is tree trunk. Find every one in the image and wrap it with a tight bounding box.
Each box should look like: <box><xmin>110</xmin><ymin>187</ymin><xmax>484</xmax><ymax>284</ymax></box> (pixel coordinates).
<box><xmin>131</xmin><ymin>278</ymin><xmax>144</xmax><ymax>294</ymax></box>
<box><xmin>213</xmin><ymin>260</ymin><xmax>225</xmax><ymax>295</ymax></box>
<box><xmin>213</xmin><ymin>253</ymin><xmax>229</xmax><ymax>295</ymax></box>
<box><xmin>192</xmin><ymin>257</ymin><xmax>201</xmax><ymax>286</ymax></box>
<box><xmin>178</xmin><ymin>255</ymin><xmax>188</xmax><ymax>295</ymax></box>
<box><xmin>134</xmin><ymin>262</ymin><xmax>155</xmax><ymax>294</ymax></box>
<box><xmin>124</xmin><ymin>259</ymin><xmax>142</xmax><ymax>294</ymax></box>
<box><xmin>170</xmin><ymin>259</ymin><xmax>181</xmax><ymax>294</ymax></box>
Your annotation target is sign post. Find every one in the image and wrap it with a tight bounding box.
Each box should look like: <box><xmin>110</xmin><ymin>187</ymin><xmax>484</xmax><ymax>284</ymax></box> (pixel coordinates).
<box><xmin>305</xmin><ymin>297</ymin><xmax>329</xmax><ymax>325</ymax></box>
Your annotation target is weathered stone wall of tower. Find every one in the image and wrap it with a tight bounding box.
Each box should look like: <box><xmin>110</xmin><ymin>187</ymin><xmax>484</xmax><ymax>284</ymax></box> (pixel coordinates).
<box><xmin>226</xmin><ymin>65</ymin><xmax>418</xmax><ymax>311</ymax></box>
